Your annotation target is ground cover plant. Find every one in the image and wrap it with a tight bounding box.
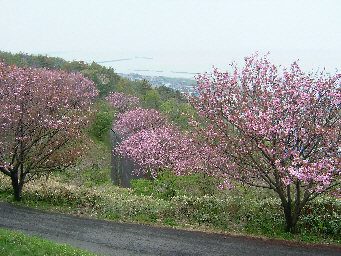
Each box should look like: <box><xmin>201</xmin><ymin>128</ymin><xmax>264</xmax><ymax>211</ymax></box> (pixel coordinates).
<box><xmin>0</xmin><ymin>228</ymin><xmax>103</xmax><ymax>256</ymax></box>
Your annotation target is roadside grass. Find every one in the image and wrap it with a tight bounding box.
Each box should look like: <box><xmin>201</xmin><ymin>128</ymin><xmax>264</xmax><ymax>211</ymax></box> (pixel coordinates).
<box><xmin>0</xmin><ymin>171</ymin><xmax>340</xmax><ymax>246</ymax></box>
<box><xmin>0</xmin><ymin>228</ymin><xmax>104</xmax><ymax>256</ymax></box>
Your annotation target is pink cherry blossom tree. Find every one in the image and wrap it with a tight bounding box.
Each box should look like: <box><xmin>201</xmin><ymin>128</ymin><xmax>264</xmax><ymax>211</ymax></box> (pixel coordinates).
<box><xmin>112</xmin><ymin>107</ymin><xmax>169</xmax><ymax>178</ymax></box>
<box><xmin>113</xmin><ymin>106</ymin><xmax>227</xmax><ymax>186</ymax></box>
<box><xmin>106</xmin><ymin>92</ymin><xmax>140</xmax><ymax>113</ymax></box>
<box><xmin>186</xmin><ymin>53</ymin><xmax>341</xmax><ymax>232</ymax></box>
<box><xmin>0</xmin><ymin>62</ymin><xmax>98</xmax><ymax>201</ymax></box>
<box><xmin>115</xmin><ymin>125</ymin><xmax>203</xmax><ymax>178</ymax></box>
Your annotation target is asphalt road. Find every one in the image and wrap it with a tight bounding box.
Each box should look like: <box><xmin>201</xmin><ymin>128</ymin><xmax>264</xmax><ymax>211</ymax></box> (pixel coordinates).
<box><xmin>0</xmin><ymin>202</ymin><xmax>340</xmax><ymax>256</ymax></box>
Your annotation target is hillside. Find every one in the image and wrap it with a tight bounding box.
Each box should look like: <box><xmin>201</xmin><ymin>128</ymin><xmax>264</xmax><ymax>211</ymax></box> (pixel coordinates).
<box><xmin>0</xmin><ymin>51</ymin><xmax>196</xmax><ymax>97</ymax></box>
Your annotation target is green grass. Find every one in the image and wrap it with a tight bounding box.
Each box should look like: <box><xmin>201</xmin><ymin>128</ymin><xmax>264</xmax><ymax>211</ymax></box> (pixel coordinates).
<box><xmin>0</xmin><ymin>228</ymin><xmax>104</xmax><ymax>256</ymax></box>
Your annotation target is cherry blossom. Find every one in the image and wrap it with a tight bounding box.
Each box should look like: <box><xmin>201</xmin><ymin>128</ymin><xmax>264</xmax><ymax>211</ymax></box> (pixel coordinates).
<box><xmin>106</xmin><ymin>92</ymin><xmax>140</xmax><ymax>113</ymax></box>
<box><xmin>0</xmin><ymin>62</ymin><xmax>98</xmax><ymax>200</ymax></box>
<box><xmin>186</xmin><ymin>53</ymin><xmax>341</xmax><ymax>232</ymax></box>
<box><xmin>113</xmin><ymin>107</ymin><xmax>168</xmax><ymax>136</ymax></box>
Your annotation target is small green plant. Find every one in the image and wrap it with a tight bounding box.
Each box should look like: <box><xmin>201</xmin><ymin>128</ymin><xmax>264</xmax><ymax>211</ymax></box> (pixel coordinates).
<box><xmin>299</xmin><ymin>197</ymin><xmax>341</xmax><ymax>236</ymax></box>
<box><xmin>164</xmin><ymin>218</ymin><xmax>178</xmax><ymax>226</ymax></box>
<box><xmin>130</xmin><ymin>179</ymin><xmax>154</xmax><ymax>196</ymax></box>
<box><xmin>153</xmin><ymin>171</ymin><xmax>178</xmax><ymax>200</ymax></box>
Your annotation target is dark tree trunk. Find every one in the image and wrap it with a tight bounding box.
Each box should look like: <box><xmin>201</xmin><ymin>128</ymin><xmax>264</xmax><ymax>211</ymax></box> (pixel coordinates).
<box><xmin>277</xmin><ymin>184</ymin><xmax>308</xmax><ymax>233</ymax></box>
<box><xmin>283</xmin><ymin>203</ymin><xmax>304</xmax><ymax>233</ymax></box>
<box><xmin>10</xmin><ymin>165</ymin><xmax>26</xmax><ymax>202</ymax></box>
<box><xmin>10</xmin><ymin>171</ymin><xmax>23</xmax><ymax>201</ymax></box>
<box><xmin>282</xmin><ymin>203</ymin><xmax>296</xmax><ymax>233</ymax></box>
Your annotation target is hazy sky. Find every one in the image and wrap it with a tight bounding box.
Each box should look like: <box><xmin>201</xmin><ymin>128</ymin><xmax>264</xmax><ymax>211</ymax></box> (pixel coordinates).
<box><xmin>1</xmin><ymin>0</ymin><xmax>340</xmax><ymax>78</ymax></box>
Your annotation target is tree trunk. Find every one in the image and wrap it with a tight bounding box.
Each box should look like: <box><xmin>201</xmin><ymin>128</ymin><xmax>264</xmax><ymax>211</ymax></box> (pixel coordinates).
<box><xmin>283</xmin><ymin>203</ymin><xmax>296</xmax><ymax>233</ymax></box>
<box><xmin>10</xmin><ymin>168</ymin><xmax>26</xmax><ymax>202</ymax></box>
<box><xmin>10</xmin><ymin>171</ymin><xmax>23</xmax><ymax>201</ymax></box>
<box><xmin>280</xmin><ymin>188</ymin><xmax>307</xmax><ymax>233</ymax></box>
<box><xmin>276</xmin><ymin>186</ymin><xmax>298</xmax><ymax>233</ymax></box>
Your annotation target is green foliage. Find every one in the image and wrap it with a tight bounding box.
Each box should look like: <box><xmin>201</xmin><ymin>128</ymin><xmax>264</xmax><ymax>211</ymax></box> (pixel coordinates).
<box><xmin>62</xmin><ymin>60</ymin><xmax>88</xmax><ymax>72</ymax></box>
<box><xmin>0</xmin><ymin>228</ymin><xmax>101</xmax><ymax>256</ymax></box>
<box><xmin>130</xmin><ymin>179</ymin><xmax>154</xmax><ymax>196</ymax></box>
<box><xmin>113</xmin><ymin>77</ymin><xmax>134</xmax><ymax>94</ymax></box>
<box><xmin>156</xmin><ymin>85</ymin><xmax>186</xmax><ymax>103</ymax></box>
<box><xmin>24</xmin><ymin>179</ymin><xmax>105</xmax><ymax>208</ymax></box>
<box><xmin>152</xmin><ymin>171</ymin><xmax>178</xmax><ymax>200</ymax></box>
<box><xmin>0</xmin><ymin>51</ymin><xmax>68</xmax><ymax>69</ymax></box>
<box><xmin>163</xmin><ymin>218</ymin><xmax>178</xmax><ymax>226</ymax></box>
<box><xmin>57</xmin><ymin>139</ymin><xmax>111</xmax><ymax>187</ymax></box>
<box><xmin>160</xmin><ymin>99</ymin><xmax>196</xmax><ymax>130</ymax></box>
<box><xmin>299</xmin><ymin>197</ymin><xmax>341</xmax><ymax>236</ymax></box>
<box><xmin>81</xmin><ymin>62</ymin><xmax>120</xmax><ymax>98</ymax></box>
<box><xmin>141</xmin><ymin>90</ymin><xmax>162</xmax><ymax>110</ymax></box>
<box><xmin>128</xmin><ymin>172</ymin><xmax>341</xmax><ymax>242</ymax></box>
<box><xmin>133</xmin><ymin>79</ymin><xmax>153</xmax><ymax>96</ymax></box>
<box><xmin>89</xmin><ymin>101</ymin><xmax>115</xmax><ymax>143</ymax></box>
<box><xmin>130</xmin><ymin>170</ymin><xmax>219</xmax><ymax>200</ymax></box>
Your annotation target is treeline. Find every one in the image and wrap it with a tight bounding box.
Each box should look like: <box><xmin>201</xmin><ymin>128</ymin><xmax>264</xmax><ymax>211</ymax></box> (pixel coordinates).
<box><xmin>0</xmin><ymin>51</ymin><xmax>195</xmax><ymax>141</ymax></box>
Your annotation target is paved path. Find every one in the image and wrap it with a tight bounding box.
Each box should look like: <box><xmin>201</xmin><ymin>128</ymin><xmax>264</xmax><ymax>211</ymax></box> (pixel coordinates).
<box><xmin>0</xmin><ymin>202</ymin><xmax>340</xmax><ymax>255</ymax></box>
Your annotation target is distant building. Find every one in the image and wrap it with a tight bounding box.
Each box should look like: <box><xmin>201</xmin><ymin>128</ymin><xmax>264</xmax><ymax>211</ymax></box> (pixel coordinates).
<box><xmin>118</xmin><ymin>73</ymin><xmax>196</xmax><ymax>94</ymax></box>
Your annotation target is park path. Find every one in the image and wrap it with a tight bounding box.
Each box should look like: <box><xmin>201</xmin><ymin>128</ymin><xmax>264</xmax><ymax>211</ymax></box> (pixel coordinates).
<box><xmin>0</xmin><ymin>202</ymin><xmax>340</xmax><ymax>256</ymax></box>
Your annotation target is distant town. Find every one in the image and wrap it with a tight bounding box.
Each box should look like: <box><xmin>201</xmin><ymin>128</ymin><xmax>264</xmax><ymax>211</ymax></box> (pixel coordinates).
<box><xmin>118</xmin><ymin>73</ymin><xmax>197</xmax><ymax>95</ymax></box>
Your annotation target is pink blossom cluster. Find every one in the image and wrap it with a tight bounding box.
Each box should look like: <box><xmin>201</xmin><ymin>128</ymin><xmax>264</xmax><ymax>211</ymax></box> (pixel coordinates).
<box><xmin>110</xmin><ymin>53</ymin><xmax>341</xmax><ymax>199</ymax></box>
<box><xmin>113</xmin><ymin>107</ymin><xmax>168</xmax><ymax>136</ymax></box>
<box><xmin>106</xmin><ymin>92</ymin><xmax>140</xmax><ymax>113</ymax></box>
<box><xmin>116</xmin><ymin>124</ymin><xmax>212</xmax><ymax>178</ymax></box>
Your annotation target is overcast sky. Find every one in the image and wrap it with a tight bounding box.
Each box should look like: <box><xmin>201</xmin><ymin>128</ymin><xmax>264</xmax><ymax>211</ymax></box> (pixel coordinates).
<box><xmin>1</xmin><ymin>0</ymin><xmax>340</xmax><ymax>78</ymax></box>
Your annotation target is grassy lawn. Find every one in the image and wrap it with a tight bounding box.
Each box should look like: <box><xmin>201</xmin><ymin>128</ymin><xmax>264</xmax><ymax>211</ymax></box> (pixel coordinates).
<box><xmin>0</xmin><ymin>228</ymin><xmax>104</xmax><ymax>256</ymax></box>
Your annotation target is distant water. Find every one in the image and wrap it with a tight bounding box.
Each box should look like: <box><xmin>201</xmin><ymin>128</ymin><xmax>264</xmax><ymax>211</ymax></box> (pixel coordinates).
<box><xmin>95</xmin><ymin>49</ymin><xmax>341</xmax><ymax>79</ymax></box>
<box><xmin>54</xmin><ymin>49</ymin><xmax>341</xmax><ymax>79</ymax></box>
<box><xmin>96</xmin><ymin>56</ymin><xmax>203</xmax><ymax>79</ymax></box>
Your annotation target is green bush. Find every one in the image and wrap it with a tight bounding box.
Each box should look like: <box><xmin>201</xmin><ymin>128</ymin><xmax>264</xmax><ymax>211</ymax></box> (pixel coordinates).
<box><xmin>130</xmin><ymin>179</ymin><xmax>154</xmax><ymax>196</ymax></box>
<box><xmin>299</xmin><ymin>197</ymin><xmax>341</xmax><ymax>236</ymax></box>
<box><xmin>130</xmin><ymin>170</ymin><xmax>219</xmax><ymax>200</ymax></box>
<box><xmin>89</xmin><ymin>101</ymin><xmax>115</xmax><ymax>143</ymax></box>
